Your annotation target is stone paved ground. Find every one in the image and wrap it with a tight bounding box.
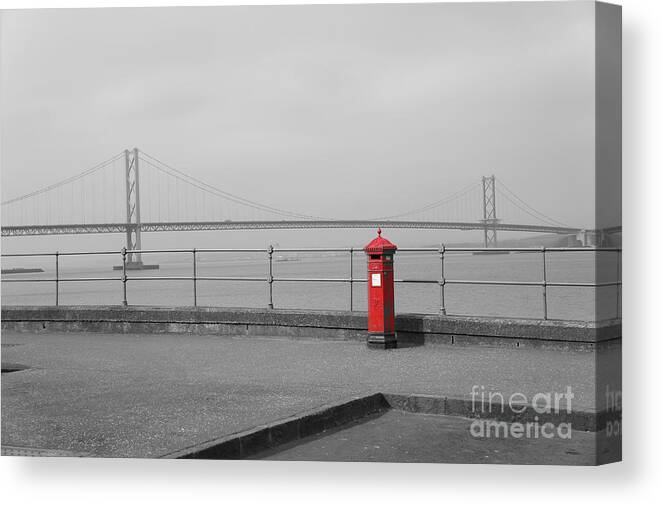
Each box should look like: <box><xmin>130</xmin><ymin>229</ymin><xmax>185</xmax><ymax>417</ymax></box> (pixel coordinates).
<box><xmin>255</xmin><ymin>410</ymin><xmax>602</xmax><ymax>465</ymax></box>
<box><xmin>1</xmin><ymin>331</ymin><xmax>614</xmax><ymax>459</ymax></box>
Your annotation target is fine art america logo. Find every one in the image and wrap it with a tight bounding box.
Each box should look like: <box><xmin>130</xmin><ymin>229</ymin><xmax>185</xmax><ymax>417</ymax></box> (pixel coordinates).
<box><xmin>469</xmin><ymin>385</ymin><xmax>574</xmax><ymax>440</ymax></box>
<box><xmin>605</xmin><ymin>385</ymin><xmax>622</xmax><ymax>438</ymax></box>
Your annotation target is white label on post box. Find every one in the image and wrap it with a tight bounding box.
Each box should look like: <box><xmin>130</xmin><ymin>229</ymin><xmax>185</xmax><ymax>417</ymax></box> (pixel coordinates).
<box><xmin>371</xmin><ymin>273</ymin><xmax>381</xmax><ymax>287</ymax></box>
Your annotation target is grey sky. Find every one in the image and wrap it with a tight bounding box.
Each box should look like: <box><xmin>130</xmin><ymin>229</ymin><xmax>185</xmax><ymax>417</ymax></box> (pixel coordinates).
<box><xmin>1</xmin><ymin>2</ymin><xmax>598</xmax><ymax>250</ymax></box>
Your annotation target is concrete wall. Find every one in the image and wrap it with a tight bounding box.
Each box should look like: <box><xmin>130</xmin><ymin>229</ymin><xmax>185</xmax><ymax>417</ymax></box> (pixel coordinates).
<box><xmin>1</xmin><ymin>305</ymin><xmax>621</xmax><ymax>349</ymax></box>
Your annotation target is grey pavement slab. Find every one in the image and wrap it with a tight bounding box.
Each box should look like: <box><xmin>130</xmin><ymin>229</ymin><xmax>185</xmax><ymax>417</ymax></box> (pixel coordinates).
<box><xmin>1</xmin><ymin>331</ymin><xmax>607</xmax><ymax>458</ymax></box>
<box><xmin>255</xmin><ymin>410</ymin><xmax>601</xmax><ymax>465</ymax></box>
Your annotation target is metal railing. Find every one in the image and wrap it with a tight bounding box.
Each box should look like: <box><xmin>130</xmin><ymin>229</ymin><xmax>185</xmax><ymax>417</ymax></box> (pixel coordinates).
<box><xmin>1</xmin><ymin>246</ymin><xmax>621</xmax><ymax>321</ymax></box>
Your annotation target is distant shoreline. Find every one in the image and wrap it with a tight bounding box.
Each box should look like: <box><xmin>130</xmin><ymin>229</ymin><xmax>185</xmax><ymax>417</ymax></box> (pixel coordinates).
<box><xmin>1</xmin><ymin>268</ymin><xmax>44</xmax><ymax>275</ymax></box>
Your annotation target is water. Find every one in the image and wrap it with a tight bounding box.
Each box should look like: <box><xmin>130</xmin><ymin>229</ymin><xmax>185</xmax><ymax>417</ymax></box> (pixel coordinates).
<box><xmin>1</xmin><ymin>250</ymin><xmax>620</xmax><ymax>321</ymax></box>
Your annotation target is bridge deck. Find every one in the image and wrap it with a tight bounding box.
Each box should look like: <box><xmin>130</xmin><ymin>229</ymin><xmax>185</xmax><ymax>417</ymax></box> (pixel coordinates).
<box><xmin>1</xmin><ymin>220</ymin><xmax>596</xmax><ymax>237</ymax></box>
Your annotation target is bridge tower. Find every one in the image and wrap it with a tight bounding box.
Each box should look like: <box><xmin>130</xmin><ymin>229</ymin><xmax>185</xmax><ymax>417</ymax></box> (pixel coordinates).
<box><xmin>114</xmin><ymin>148</ymin><xmax>158</xmax><ymax>270</ymax></box>
<box><xmin>124</xmin><ymin>148</ymin><xmax>142</xmax><ymax>266</ymax></box>
<box><xmin>481</xmin><ymin>175</ymin><xmax>499</xmax><ymax>247</ymax></box>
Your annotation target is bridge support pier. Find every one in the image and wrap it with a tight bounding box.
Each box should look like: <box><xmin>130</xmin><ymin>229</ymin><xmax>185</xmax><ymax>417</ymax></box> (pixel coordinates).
<box><xmin>575</xmin><ymin>230</ymin><xmax>601</xmax><ymax>248</ymax></box>
<box><xmin>112</xmin><ymin>148</ymin><xmax>158</xmax><ymax>271</ymax></box>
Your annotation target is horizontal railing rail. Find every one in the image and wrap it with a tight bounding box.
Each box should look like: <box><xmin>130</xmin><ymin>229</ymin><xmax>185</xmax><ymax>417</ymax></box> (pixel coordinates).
<box><xmin>1</xmin><ymin>246</ymin><xmax>621</xmax><ymax>321</ymax></box>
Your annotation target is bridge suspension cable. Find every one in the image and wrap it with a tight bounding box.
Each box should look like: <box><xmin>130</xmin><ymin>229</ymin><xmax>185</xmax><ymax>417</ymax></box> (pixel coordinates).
<box><xmin>1</xmin><ymin>152</ymin><xmax>124</xmax><ymax>206</ymax></box>
<box><xmin>139</xmin><ymin>151</ymin><xmax>325</xmax><ymax>221</ymax></box>
<box><xmin>495</xmin><ymin>179</ymin><xmax>570</xmax><ymax>228</ymax></box>
<box><xmin>369</xmin><ymin>181</ymin><xmax>482</xmax><ymax>221</ymax></box>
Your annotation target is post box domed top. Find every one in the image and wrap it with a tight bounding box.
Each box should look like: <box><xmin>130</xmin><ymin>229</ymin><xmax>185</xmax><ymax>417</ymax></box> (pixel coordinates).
<box><xmin>363</xmin><ymin>228</ymin><xmax>397</xmax><ymax>254</ymax></box>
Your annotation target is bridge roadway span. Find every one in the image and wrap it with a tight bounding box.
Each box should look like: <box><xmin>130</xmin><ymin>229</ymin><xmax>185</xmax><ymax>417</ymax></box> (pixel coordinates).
<box><xmin>1</xmin><ymin>220</ymin><xmax>604</xmax><ymax>237</ymax></box>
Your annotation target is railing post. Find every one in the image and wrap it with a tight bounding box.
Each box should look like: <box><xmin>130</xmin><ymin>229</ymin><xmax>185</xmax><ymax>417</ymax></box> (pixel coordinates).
<box><xmin>267</xmin><ymin>245</ymin><xmax>274</xmax><ymax>309</ymax></box>
<box><xmin>439</xmin><ymin>244</ymin><xmax>447</xmax><ymax>315</ymax></box>
<box><xmin>192</xmin><ymin>248</ymin><xmax>197</xmax><ymax>307</ymax></box>
<box><xmin>541</xmin><ymin>247</ymin><xmax>548</xmax><ymax>320</ymax></box>
<box><xmin>55</xmin><ymin>251</ymin><xmax>59</xmax><ymax>306</ymax></box>
<box><xmin>121</xmin><ymin>247</ymin><xmax>128</xmax><ymax>306</ymax></box>
<box><xmin>616</xmin><ymin>249</ymin><xmax>621</xmax><ymax>319</ymax></box>
<box><xmin>349</xmin><ymin>247</ymin><xmax>354</xmax><ymax>311</ymax></box>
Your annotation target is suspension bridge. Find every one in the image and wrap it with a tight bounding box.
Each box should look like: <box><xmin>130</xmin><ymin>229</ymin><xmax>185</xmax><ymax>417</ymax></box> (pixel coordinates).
<box><xmin>1</xmin><ymin>148</ymin><xmax>615</xmax><ymax>267</ymax></box>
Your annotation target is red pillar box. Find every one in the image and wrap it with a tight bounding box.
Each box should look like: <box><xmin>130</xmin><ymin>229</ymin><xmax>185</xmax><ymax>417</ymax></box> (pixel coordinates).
<box><xmin>363</xmin><ymin>228</ymin><xmax>397</xmax><ymax>349</ymax></box>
